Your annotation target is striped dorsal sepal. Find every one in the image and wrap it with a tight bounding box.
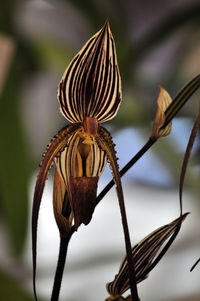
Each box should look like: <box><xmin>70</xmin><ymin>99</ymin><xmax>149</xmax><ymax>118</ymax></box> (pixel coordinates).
<box><xmin>57</xmin><ymin>20</ymin><xmax>122</xmax><ymax>123</ymax></box>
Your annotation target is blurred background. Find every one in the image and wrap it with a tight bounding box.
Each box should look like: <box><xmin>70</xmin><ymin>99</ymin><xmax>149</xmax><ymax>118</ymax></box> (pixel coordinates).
<box><xmin>0</xmin><ymin>0</ymin><xmax>200</xmax><ymax>300</ymax></box>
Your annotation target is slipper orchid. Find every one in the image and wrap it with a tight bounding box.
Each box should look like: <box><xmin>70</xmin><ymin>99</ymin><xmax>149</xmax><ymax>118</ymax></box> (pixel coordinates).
<box><xmin>31</xmin><ymin>15</ymin><xmax>200</xmax><ymax>299</ymax></box>
<box><xmin>32</xmin><ymin>20</ymin><xmax>138</xmax><ymax>300</ymax></box>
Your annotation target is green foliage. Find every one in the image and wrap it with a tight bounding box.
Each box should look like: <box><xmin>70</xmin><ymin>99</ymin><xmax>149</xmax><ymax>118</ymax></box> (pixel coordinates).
<box><xmin>0</xmin><ymin>268</ymin><xmax>44</xmax><ymax>301</ymax></box>
<box><xmin>0</xmin><ymin>50</ymin><xmax>31</xmax><ymax>256</ymax></box>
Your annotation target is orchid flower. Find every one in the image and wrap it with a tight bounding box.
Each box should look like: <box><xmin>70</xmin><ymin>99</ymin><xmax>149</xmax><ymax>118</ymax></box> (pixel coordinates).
<box><xmin>32</xmin><ymin>21</ymin><xmax>138</xmax><ymax>301</ymax></box>
<box><xmin>31</xmin><ymin>17</ymin><xmax>200</xmax><ymax>301</ymax></box>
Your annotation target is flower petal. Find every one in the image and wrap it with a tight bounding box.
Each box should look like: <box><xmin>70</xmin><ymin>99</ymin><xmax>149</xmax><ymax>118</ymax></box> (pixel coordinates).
<box><xmin>151</xmin><ymin>86</ymin><xmax>172</xmax><ymax>138</ymax></box>
<box><xmin>96</xmin><ymin>125</ymin><xmax>139</xmax><ymax>299</ymax></box>
<box><xmin>57</xmin><ymin>20</ymin><xmax>122</xmax><ymax>123</ymax></box>
<box><xmin>32</xmin><ymin>123</ymin><xmax>78</xmax><ymax>301</ymax></box>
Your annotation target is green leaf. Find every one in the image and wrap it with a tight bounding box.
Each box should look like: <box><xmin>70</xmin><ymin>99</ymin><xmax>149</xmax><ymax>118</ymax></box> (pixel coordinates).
<box><xmin>0</xmin><ymin>267</ymin><xmax>45</xmax><ymax>301</ymax></box>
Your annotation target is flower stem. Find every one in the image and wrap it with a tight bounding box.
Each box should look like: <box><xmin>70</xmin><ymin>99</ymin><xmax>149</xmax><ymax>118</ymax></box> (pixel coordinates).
<box><xmin>51</xmin><ymin>236</ymin><xmax>71</xmax><ymax>301</ymax></box>
<box><xmin>116</xmin><ymin>181</ymin><xmax>139</xmax><ymax>300</ymax></box>
<box><xmin>96</xmin><ymin>137</ymin><xmax>157</xmax><ymax>205</ymax></box>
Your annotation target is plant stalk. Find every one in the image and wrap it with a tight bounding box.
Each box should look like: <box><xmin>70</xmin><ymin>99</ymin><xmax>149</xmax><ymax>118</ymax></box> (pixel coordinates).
<box><xmin>116</xmin><ymin>183</ymin><xmax>139</xmax><ymax>300</ymax></box>
<box><xmin>51</xmin><ymin>235</ymin><xmax>71</xmax><ymax>301</ymax></box>
<box><xmin>96</xmin><ymin>137</ymin><xmax>157</xmax><ymax>205</ymax></box>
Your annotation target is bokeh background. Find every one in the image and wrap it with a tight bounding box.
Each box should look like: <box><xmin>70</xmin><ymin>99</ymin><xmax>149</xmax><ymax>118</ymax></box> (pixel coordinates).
<box><xmin>0</xmin><ymin>0</ymin><xmax>200</xmax><ymax>300</ymax></box>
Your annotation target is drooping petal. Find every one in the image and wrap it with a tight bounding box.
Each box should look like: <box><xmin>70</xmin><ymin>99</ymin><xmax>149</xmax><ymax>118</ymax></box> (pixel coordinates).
<box><xmin>95</xmin><ymin>125</ymin><xmax>138</xmax><ymax>300</ymax></box>
<box><xmin>57</xmin><ymin>20</ymin><xmax>122</xmax><ymax>123</ymax></box>
<box><xmin>32</xmin><ymin>123</ymin><xmax>78</xmax><ymax>301</ymax></box>
<box><xmin>106</xmin><ymin>213</ymin><xmax>188</xmax><ymax>298</ymax></box>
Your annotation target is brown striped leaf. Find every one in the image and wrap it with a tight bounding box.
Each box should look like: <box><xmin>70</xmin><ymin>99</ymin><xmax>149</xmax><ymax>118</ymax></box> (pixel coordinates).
<box><xmin>106</xmin><ymin>213</ymin><xmax>188</xmax><ymax>299</ymax></box>
<box><xmin>57</xmin><ymin>20</ymin><xmax>122</xmax><ymax>123</ymax></box>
